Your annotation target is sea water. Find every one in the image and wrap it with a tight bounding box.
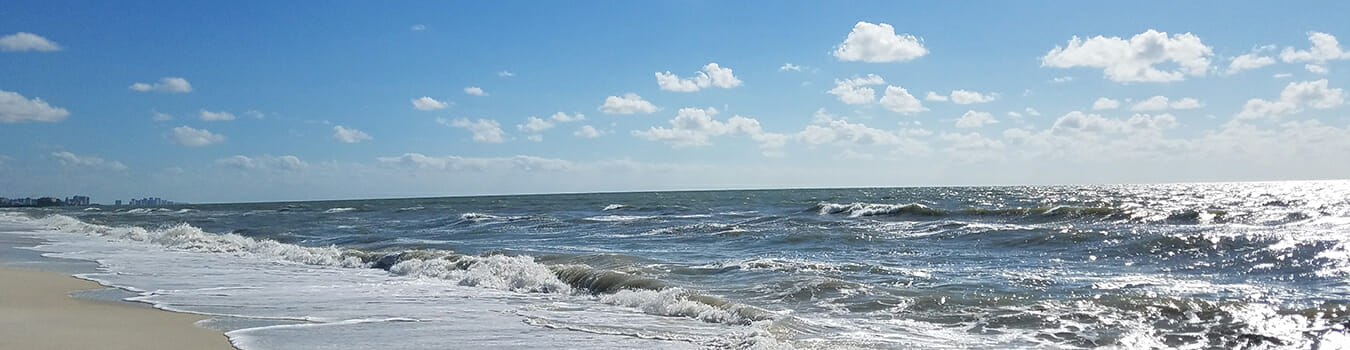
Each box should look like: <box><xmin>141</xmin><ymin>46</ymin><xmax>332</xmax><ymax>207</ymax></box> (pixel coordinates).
<box><xmin>2</xmin><ymin>181</ymin><xmax>1349</xmax><ymax>349</ymax></box>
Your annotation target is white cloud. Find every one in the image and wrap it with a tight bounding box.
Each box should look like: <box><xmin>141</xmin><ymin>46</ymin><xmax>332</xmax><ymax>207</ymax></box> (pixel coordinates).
<box><xmin>1280</xmin><ymin>32</ymin><xmax>1350</xmax><ymax>72</ymax></box>
<box><xmin>574</xmin><ymin>125</ymin><xmax>603</xmax><ymax>138</ymax></box>
<box><xmin>441</xmin><ymin>118</ymin><xmax>505</xmax><ymax>143</ymax></box>
<box><xmin>633</xmin><ymin>107</ymin><xmax>786</xmax><ymax>153</ymax></box>
<box><xmin>1042</xmin><ymin>29</ymin><xmax>1213</xmax><ymax>83</ymax></box>
<box><xmin>377</xmin><ymin>153</ymin><xmax>572</xmax><ymax>172</ymax></box>
<box><xmin>828</xmin><ymin>74</ymin><xmax>886</xmax><ymax>104</ymax></box>
<box><xmin>949</xmin><ymin>89</ymin><xmax>997</xmax><ymax>104</ymax></box>
<box><xmin>410</xmin><ymin>24</ymin><xmax>427</xmax><ymax>31</ymax></box>
<box><xmin>517</xmin><ymin>117</ymin><xmax>554</xmax><ymax>141</ymax></box>
<box><xmin>463</xmin><ymin>87</ymin><xmax>487</xmax><ymax>96</ymax></box>
<box><xmin>797</xmin><ymin>109</ymin><xmax>930</xmax><ymax>155</ymax></box>
<box><xmin>199</xmin><ymin>109</ymin><xmax>235</xmax><ymax>121</ymax></box>
<box><xmin>1274</xmin><ymin>73</ymin><xmax>1293</xmax><ymax>79</ymax></box>
<box><xmin>924</xmin><ymin>91</ymin><xmax>948</xmax><ymax>102</ymax></box>
<box><xmin>1052</xmin><ymin>76</ymin><xmax>1075</xmax><ymax>83</ymax></box>
<box><xmin>779</xmin><ymin>63</ymin><xmax>803</xmax><ymax>72</ymax></box>
<box><xmin>1236</xmin><ymin>79</ymin><xmax>1345</xmax><ymax>119</ymax></box>
<box><xmin>0</xmin><ymin>90</ymin><xmax>69</xmax><ymax>123</ymax></box>
<box><xmin>1092</xmin><ymin>97</ymin><xmax>1121</xmax><ymax>110</ymax></box>
<box><xmin>497</xmin><ymin>71</ymin><xmax>514</xmax><ymax>77</ymax></box>
<box><xmin>1226</xmin><ymin>53</ymin><xmax>1276</xmax><ymax>75</ymax></box>
<box><xmin>171</xmin><ymin>126</ymin><xmax>225</xmax><ymax>147</ymax></box>
<box><xmin>411</xmin><ymin>96</ymin><xmax>450</xmax><ymax>111</ymax></box>
<box><xmin>245</xmin><ymin>110</ymin><xmax>265</xmax><ymax>119</ymax></box>
<box><xmin>940</xmin><ymin>132</ymin><xmax>1005</xmax><ymax>162</ymax></box>
<box><xmin>955</xmin><ymin>110</ymin><xmax>997</xmax><ymax>128</ymax></box>
<box><xmin>1170</xmin><ymin>97</ymin><xmax>1204</xmax><ymax>110</ymax></box>
<box><xmin>0</xmin><ymin>32</ymin><xmax>61</xmax><ymax>52</ymax></box>
<box><xmin>50</xmin><ymin>151</ymin><xmax>126</xmax><ymax>171</ymax></box>
<box><xmin>879</xmin><ymin>85</ymin><xmax>927</xmax><ymax>114</ymax></box>
<box><xmin>151</xmin><ymin>110</ymin><xmax>172</xmax><ymax>121</ymax></box>
<box><xmin>832</xmin><ymin>21</ymin><xmax>928</xmax><ymax>63</ymax></box>
<box><xmin>1130</xmin><ymin>96</ymin><xmax>1205</xmax><ymax>111</ymax></box>
<box><xmin>1007</xmin><ymin>111</ymin><xmax>1024</xmax><ymax>118</ymax></box>
<box><xmin>549</xmin><ymin>112</ymin><xmax>584</xmax><ymax>122</ymax></box>
<box><xmin>217</xmin><ymin>155</ymin><xmax>308</xmax><ymax>171</ymax></box>
<box><xmin>1025</xmin><ymin>108</ymin><xmax>1041</xmax><ymax>117</ymax></box>
<box><xmin>333</xmin><ymin>125</ymin><xmax>372</xmax><ymax>143</ymax></box>
<box><xmin>655</xmin><ymin>63</ymin><xmax>742</xmax><ymax>92</ymax></box>
<box><xmin>599</xmin><ymin>93</ymin><xmax>658</xmax><ymax>114</ymax></box>
<box><xmin>1131</xmin><ymin>96</ymin><xmax>1170</xmax><ymax>111</ymax></box>
<box><xmin>129</xmin><ymin>77</ymin><xmax>192</xmax><ymax>93</ymax></box>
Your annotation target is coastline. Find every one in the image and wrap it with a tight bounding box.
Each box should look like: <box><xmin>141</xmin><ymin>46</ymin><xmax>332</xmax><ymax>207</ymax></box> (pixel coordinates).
<box><xmin>0</xmin><ymin>266</ymin><xmax>237</xmax><ymax>350</ymax></box>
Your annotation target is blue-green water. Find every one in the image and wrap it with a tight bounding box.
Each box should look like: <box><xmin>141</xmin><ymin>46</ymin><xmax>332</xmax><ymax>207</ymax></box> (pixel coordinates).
<box><xmin>4</xmin><ymin>181</ymin><xmax>1350</xmax><ymax>348</ymax></box>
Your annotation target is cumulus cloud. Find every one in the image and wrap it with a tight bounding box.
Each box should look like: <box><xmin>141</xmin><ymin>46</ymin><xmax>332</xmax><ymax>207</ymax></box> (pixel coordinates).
<box><xmin>955</xmin><ymin>110</ymin><xmax>997</xmax><ymax>128</ymax></box>
<box><xmin>497</xmin><ymin>71</ymin><xmax>515</xmax><ymax>77</ymax></box>
<box><xmin>574</xmin><ymin>125</ymin><xmax>603</xmax><ymax>138</ymax></box>
<box><xmin>151</xmin><ymin>110</ymin><xmax>172</xmax><ymax>121</ymax></box>
<box><xmin>1225</xmin><ymin>46</ymin><xmax>1277</xmax><ymax>75</ymax></box>
<box><xmin>1092</xmin><ymin>97</ymin><xmax>1121</xmax><ymax>110</ymax></box>
<box><xmin>50</xmin><ymin>151</ymin><xmax>126</xmax><ymax>171</ymax></box>
<box><xmin>925</xmin><ymin>90</ymin><xmax>996</xmax><ymax>104</ymax></box>
<box><xmin>828</xmin><ymin>74</ymin><xmax>886</xmax><ymax>104</ymax></box>
<box><xmin>411</xmin><ymin>96</ymin><xmax>449</xmax><ymax>111</ymax></box>
<box><xmin>1042</xmin><ymin>29</ymin><xmax>1213</xmax><ymax>83</ymax></box>
<box><xmin>129</xmin><ymin>77</ymin><xmax>192</xmax><ymax>93</ymax></box>
<box><xmin>199</xmin><ymin>109</ymin><xmax>235</xmax><ymax>121</ymax></box>
<box><xmin>1025</xmin><ymin>108</ymin><xmax>1042</xmax><ymax>117</ymax></box>
<box><xmin>0</xmin><ymin>90</ymin><xmax>69</xmax><ymax>123</ymax></box>
<box><xmin>1052</xmin><ymin>76</ymin><xmax>1075</xmax><ymax>83</ymax></box>
<box><xmin>798</xmin><ymin>109</ymin><xmax>930</xmax><ymax>155</ymax></box>
<box><xmin>440</xmin><ymin>118</ymin><xmax>505</xmax><ymax>143</ymax></box>
<box><xmin>0</xmin><ymin>32</ymin><xmax>61</xmax><ymax>52</ymax></box>
<box><xmin>1236</xmin><ymin>79</ymin><xmax>1345</xmax><ymax>119</ymax></box>
<box><xmin>779</xmin><ymin>63</ymin><xmax>803</xmax><ymax>72</ymax></box>
<box><xmin>550</xmin><ymin>112</ymin><xmax>584</xmax><ymax>122</ymax></box>
<box><xmin>464</xmin><ymin>87</ymin><xmax>487</xmax><ymax>96</ymax></box>
<box><xmin>949</xmin><ymin>90</ymin><xmax>997</xmax><ymax>104</ymax></box>
<box><xmin>879</xmin><ymin>86</ymin><xmax>927</xmax><ymax>114</ymax></box>
<box><xmin>1130</xmin><ymin>96</ymin><xmax>1205</xmax><ymax>111</ymax></box>
<box><xmin>1280</xmin><ymin>32</ymin><xmax>1350</xmax><ymax>73</ymax></box>
<box><xmin>171</xmin><ymin>126</ymin><xmax>225</xmax><ymax>147</ymax></box>
<box><xmin>517</xmin><ymin>117</ymin><xmax>554</xmax><ymax>141</ymax></box>
<box><xmin>832</xmin><ymin>21</ymin><xmax>928</xmax><ymax>63</ymax></box>
<box><xmin>217</xmin><ymin>155</ymin><xmax>308</xmax><ymax>171</ymax></box>
<box><xmin>376</xmin><ymin>153</ymin><xmax>572</xmax><ymax>172</ymax></box>
<box><xmin>599</xmin><ymin>93</ymin><xmax>658</xmax><ymax>114</ymax></box>
<box><xmin>655</xmin><ymin>63</ymin><xmax>742</xmax><ymax>92</ymax></box>
<box><xmin>333</xmin><ymin>125</ymin><xmax>371</xmax><ymax>143</ymax></box>
<box><xmin>633</xmin><ymin>107</ymin><xmax>786</xmax><ymax>154</ymax></box>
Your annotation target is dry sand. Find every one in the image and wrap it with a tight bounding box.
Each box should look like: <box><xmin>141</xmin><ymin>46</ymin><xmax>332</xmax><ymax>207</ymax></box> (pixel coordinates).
<box><xmin>0</xmin><ymin>266</ymin><xmax>237</xmax><ymax>350</ymax></box>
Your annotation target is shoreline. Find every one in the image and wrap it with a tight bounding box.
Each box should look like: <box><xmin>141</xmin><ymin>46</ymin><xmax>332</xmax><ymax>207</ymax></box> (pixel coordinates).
<box><xmin>0</xmin><ymin>266</ymin><xmax>237</xmax><ymax>350</ymax></box>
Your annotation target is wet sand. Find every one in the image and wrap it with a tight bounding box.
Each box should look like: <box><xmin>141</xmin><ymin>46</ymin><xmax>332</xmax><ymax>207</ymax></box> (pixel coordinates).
<box><xmin>0</xmin><ymin>266</ymin><xmax>237</xmax><ymax>350</ymax></box>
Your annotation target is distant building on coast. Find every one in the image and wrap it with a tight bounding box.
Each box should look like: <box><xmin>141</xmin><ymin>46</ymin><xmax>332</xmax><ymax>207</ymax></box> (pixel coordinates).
<box><xmin>0</xmin><ymin>195</ymin><xmax>92</xmax><ymax>207</ymax></box>
<box><xmin>128</xmin><ymin>197</ymin><xmax>177</xmax><ymax>206</ymax></box>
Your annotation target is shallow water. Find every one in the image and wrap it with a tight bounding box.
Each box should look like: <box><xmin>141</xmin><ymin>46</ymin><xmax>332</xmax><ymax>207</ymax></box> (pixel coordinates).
<box><xmin>4</xmin><ymin>181</ymin><xmax>1349</xmax><ymax>348</ymax></box>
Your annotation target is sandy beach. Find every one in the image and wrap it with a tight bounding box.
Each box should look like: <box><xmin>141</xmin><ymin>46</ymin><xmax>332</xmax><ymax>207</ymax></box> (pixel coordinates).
<box><xmin>0</xmin><ymin>266</ymin><xmax>236</xmax><ymax>350</ymax></box>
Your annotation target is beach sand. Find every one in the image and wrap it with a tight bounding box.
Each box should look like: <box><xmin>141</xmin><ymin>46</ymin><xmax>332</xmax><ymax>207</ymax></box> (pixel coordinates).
<box><xmin>0</xmin><ymin>266</ymin><xmax>237</xmax><ymax>350</ymax></box>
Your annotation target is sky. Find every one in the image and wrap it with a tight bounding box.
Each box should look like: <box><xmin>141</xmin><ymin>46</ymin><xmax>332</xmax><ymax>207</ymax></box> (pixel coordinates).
<box><xmin>2</xmin><ymin>1</ymin><xmax>1350</xmax><ymax>203</ymax></box>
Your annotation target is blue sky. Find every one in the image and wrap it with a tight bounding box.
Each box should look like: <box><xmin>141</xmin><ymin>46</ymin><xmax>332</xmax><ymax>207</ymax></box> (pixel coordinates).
<box><xmin>2</xmin><ymin>1</ymin><xmax>1349</xmax><ymax>203</ymax></box>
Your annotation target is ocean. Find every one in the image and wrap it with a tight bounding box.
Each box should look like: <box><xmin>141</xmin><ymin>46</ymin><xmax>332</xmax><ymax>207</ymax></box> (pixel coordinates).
<box><xmin>2</xmin><ymin>181</ymin><xmax>1348</xmax><ymax>349</ymax></box>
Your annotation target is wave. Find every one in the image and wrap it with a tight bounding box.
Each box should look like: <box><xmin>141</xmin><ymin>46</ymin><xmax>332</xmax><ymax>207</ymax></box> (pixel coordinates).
<box><xmin>323</xmin><ymin>207</ymin><xmax>356</xmax><ymax>214</ymax></box>
<box><xmin>602</xmin><ymin>204</ymin><xmax>632</xmax><ymax>211</ymax></box>
<box><xmin>582</xmin><ymin>215</ymin><xmax>656</xmax><ymax>222</ymax></box>
<box><xmin>809</xmin><ymin>202</ymin><xmax>1250</xmax><ymax>225</ymax></box>
<box><xmin>20</xmin><ymin>213</ymin><xmax>778</xmax><ymax>327</ymax></box>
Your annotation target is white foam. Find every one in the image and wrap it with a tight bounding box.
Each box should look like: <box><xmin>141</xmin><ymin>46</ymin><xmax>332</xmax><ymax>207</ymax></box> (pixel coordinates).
<box><xmin>323</xmin><ymin>207</ymin><xmax>356</xmax><ymax>214</ymax></box>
